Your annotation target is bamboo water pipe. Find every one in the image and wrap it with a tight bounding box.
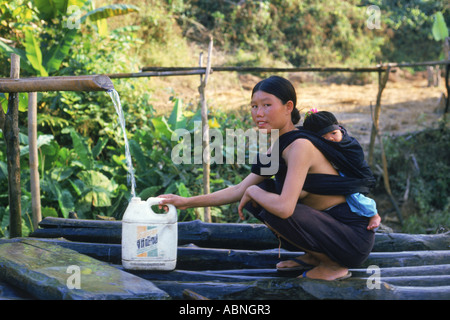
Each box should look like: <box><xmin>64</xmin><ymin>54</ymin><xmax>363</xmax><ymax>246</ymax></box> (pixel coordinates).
<box><xmin>0</xmin><ymin>75</ymin><xmax>114</xmax><ymax>93</ymax></box>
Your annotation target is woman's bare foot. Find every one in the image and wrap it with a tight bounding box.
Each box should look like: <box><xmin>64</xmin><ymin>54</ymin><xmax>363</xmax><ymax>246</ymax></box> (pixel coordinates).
<box><xmin>276</xmin><ymin>253</ymin><xmax>320</xmax><ymax>270</ymax></box>
<box><xmin>298</xmin><ymin>264</ymin><xmax>351</xmax><ymax>281</ymax></box>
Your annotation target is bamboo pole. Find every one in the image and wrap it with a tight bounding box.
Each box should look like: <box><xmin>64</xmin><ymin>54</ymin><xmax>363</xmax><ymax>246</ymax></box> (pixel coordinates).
<box><xmin>198</xmin><ymin>37</ymin><xmax>213</xmax><ymax>223</ymax></box>
<box><xmin>108</xmin><ymin>69</ymin><xmax>210</xmax><ymax>79</ymax></box>
<box><xmin>379</xmin><ymin>59</ymin><xmax>450</xmax><ymax>68</ymax></box>
<box><xmin>141</xmin><ymin>66</ymin><xmax>387</xmax><ymax>73</ymax></box>
<box><xmin>0</xmin><ymin>75</ymin><xmax>114</xmax><ymax>93</ymax></box>
<box><xmin>28</xmin><ymin>92</ymin><xmax>41</xmax><ymax>230</ymax></box>
<box><xmin>444</xmin><ymin>38</ymin><xmax>450</xmax><ymax>115</ymax></box>
<box><xmin>374</xmin><ymin>122</ymin><xmax>403</xmax><ymax>225</ymax></box>
<box><xmin>367</xmin><ymin>66</ymin><xmax>403</xmax><ymax>224</ymax></box>
<box><xmin>368</xmin><ymin>66</ymin><xmax>391</xmax><ymax>166</ymax></box>
<box><xmin>5</xmin><ymin>54</ymin><xmax>22</xmax><ymax>238</ymax></box>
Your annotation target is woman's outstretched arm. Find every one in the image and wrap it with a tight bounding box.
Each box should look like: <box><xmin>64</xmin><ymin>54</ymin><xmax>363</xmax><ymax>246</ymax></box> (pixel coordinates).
<box><xmin>158</xmin><ymin>173</ymin><xmax>266</xmax><ymax>210</ymax></box>
<box><xmin>238</xmin><ymin>139</ymin><xmax>313</xmax><ymax>219</ymax></box>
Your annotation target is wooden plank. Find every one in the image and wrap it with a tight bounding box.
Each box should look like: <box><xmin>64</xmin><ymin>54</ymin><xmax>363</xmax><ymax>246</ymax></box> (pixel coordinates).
<box><xmin>31</xmin><ymin>217</ymin><xmax>450</xmax><ymax>251</ymax></box>
<box><xmin>151</xmin><ymin>278</ymin><xmax>450</xmax><ymax>300</ymax></box>
<box><xmin>17</xmin><ymin>238</ymin><xmax>450</xmax><ymax>270</ymax></box>
<box><xmin>121</xmin><ymin>266</ymin><xmax>450</xmax><ymax>287</ymax></box>
<box><xmin>2</xmin><ymin>237</ymin><xmax>447</xmax><ymax>300</ymax></box>
<box><xmin>0</xmin><ymin>280</ymin><xmax>33</xmax><ymax>300</ymax></box>
<box><xmin>0</xmin><ymin>239</ymin><xmax>169</xmax><ymax>300</ymax></box>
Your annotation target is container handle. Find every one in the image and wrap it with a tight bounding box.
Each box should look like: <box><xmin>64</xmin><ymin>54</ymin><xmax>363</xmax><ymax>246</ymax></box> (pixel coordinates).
<box><xmin>146</xmin><ymin>197</ymin><xmax>176</xmax><ymax>216</ymax></box>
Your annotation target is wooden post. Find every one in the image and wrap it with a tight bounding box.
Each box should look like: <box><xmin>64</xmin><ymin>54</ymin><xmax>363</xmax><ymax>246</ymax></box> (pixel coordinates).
<box><xmin>198</xmin><ymin>37</ymin><xmax>213</xmax><ymax>223</ymax></box>
<box><xmin>445</xmin><ymin>38</ymin><xmax>450</xmax><ymax>114</ymax></box>
<box><xmin>375</xmin><ymin>121</ymin><xmax>403</xmax><ymax>225</ymax></box>
<box><xmin>367</xmin><ymin>66</ymin><xmax>402</xmax><ymax>224</ymax></box>
<box><xmin>435</xmin><ymin>65</ymin><xmax>441</xmax><ymax>87</ymax></box>
<box><xmin>5</xmin><ymin>54</ymin><xmax>22</xmax><ymax>238</ymax></box>
<box><xmin>28</xmin><ymin>92</ymin><xmax>41</xmax><ymax>230</ymax></box>
<box><xmin>427</xmin><ymin>66</ymin><xmax>434</xmax><ymax>87</ymax></box>
<box><xmin>368</xmin><ymin>66</ymin><xmax>391</xmax><ymax>167</ymax></box>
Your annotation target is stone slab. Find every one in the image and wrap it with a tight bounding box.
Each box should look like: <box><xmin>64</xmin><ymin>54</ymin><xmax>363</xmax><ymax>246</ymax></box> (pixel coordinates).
<box><xmin>0</xmin><ymin>239</ymin><xmax>170</xmax><ymax>300</ymax></box>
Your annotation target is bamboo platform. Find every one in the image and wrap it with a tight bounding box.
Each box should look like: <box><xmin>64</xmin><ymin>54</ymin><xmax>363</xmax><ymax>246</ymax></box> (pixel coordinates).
<box><xmin>0</xmin><ymin>217</ymin><xmax>449</xmax><ymax>300</ymax></box>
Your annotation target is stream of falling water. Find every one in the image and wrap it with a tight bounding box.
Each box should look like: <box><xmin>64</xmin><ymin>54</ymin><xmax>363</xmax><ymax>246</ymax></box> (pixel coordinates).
<box><xmin>107</xmin><ymin>89</ymin><xmax>136</xmax><ymax>198</ymax></box>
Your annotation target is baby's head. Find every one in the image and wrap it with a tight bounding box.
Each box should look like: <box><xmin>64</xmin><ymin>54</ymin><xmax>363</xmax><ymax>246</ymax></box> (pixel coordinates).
<box><xmin>303</xmin><ymin>110</ymin><xmax>343</xmax><ymax>142</ymax></box>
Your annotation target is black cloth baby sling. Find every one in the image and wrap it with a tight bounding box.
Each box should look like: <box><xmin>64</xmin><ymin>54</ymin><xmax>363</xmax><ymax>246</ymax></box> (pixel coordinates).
<box><xmin>251</xmin><ymin>127</ymin><xmax>376</xmax><ymax>196</ymax></box>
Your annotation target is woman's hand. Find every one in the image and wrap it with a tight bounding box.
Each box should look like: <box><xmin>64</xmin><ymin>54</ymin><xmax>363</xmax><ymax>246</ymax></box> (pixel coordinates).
<box><xmin>157</xmin><ymin>194</ymin><xmax>189</xmax><ymax>210</ymax></box>
<box><xmin>238</xmin><ymin>186</ymin><xmax>259</xmax><ymax>220</ymax></box>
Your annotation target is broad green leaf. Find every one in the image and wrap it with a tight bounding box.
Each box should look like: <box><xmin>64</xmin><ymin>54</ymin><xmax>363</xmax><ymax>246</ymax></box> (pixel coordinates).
<box><xmin>77</xmin><ymin>170</ymin><xmax>114</xmax><ymax>191</ymax></box>
<box><xmin>77</xmin><ymin>170</ymin><xmax>113</xmax><ymax>207</ymax></box>
<box><xmin>0</xmin><ymin>93</ymin><xmax>6</xmax><ymax>114</ymax></box>
<box><xmin>432</xmin><ymin>12</ymin><xmax>449</xmax><ymax>41</ymax></box>
<box><xmin>138</xmin><ymin>186</ymin><xmax>160</xmax><ymax>200</ymax></box>
<box><xmin>34</xmin><ymin>0</ymin><xmax>69</xmax><ymax>20</ymax></box>
<box><xmin>43</xmin><ymin>29</ymin><xmax>78</xmax><ymax>73</ymax></box>
<box><xmin>0</xmin><ymin>40</ymin><xmax>34</xmax><ymax>73</ymax></box>
<box><xmin>92</xmin><ymin>137</ymin><xmax>109</xmax><ymax>159</ymax></box>
<box><xmin>20</xmin><ymin>134</ymin><xmax>54</xmax><ymax>156</ymax></box>
<box><xmin>96</xmin><ymin>18</ymin><xmax>109</xmax><ymax>37</ymax></box>
<box><xmin>0</xmin><ymin>161</ymin><xmax>7</xmax><ymax>178</ymax></box>
<box><xmin>42</xmin><ymin>206</ymin><xmax>59</xmax><ymax>218</ymax></box>
<box><xmin>68</xmin><ymin>0</ymin><xmax>88</xmax><ymax>8</ymax></box>
<box><xmin>24</xmin><ymin>29</ymin><xmax>48</xmax><ymax>76</ymax></box>
<box><xmin>50</xmin><ymin>167</ymin><xmax>75</xmax><ymax>182</ymax></box>
<box><xmin>70</xmin><ymin>129</ymin><xmax>93</xmax><ymax>169</ymax></box>
<box><xmin>168</xmin><ymin>98</ymin><xmax>187</xmax><ymax>130</ymax></box>
<box><xmin>57</xmin><ymin>188</ymin><xmax>75</xmax><ymax>218</ymax></box>
<box><xmin>151</xmin><ymin>116</ymin><xmax>174</xmax><ymax>140</ymax></box>
<box><xmin>80</xmin><ymin>4</ymin><xmax>140</xmax><ymax>23</ymax></box>
<box><xmin>176</xmin><ymin>182</ymin><xmax>191</xmax><ymax>198</ymax></box>
<box><xmin>18</xmin><ymin>93</ymin><xmax>28</xmax><ymax>112</ymax></box>
<box><xmin>129</xmin><ymin>139</ymin><xmax>146</xmax><ymax>168</ymax></box>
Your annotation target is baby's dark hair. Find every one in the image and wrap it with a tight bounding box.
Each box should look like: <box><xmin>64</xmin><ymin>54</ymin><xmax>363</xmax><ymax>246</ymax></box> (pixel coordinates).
<box><xmin>252</xmin><ymin>76</ymin><xmax>301</xmax><ymax>124</ymax></box>
<box><xmin>303</xmin><ymin>110</ymin><xmax>340</xmax><ymax>136</ymax></box>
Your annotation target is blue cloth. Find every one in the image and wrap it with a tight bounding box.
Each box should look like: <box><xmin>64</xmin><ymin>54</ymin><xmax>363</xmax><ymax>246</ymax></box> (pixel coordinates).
<box><xmin>338</xmin><ymin>172</ymin><xmax>377</xmax><ymax>217</ymax></box>
<box><xmin>346</xmin><ymin>193</ymin><xmax>377</xmax><ymax>217</ymax></box>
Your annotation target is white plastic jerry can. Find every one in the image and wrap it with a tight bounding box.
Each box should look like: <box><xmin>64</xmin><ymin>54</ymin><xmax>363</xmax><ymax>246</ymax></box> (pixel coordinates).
<box><xmin>121</xmin><ymin>197</ymin><xmax>178</xmax><ymax>271</ymax></box>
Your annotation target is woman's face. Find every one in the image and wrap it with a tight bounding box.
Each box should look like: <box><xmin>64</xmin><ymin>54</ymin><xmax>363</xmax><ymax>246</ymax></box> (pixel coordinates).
<box><xmin>250</xmin><ymin>90</ymin><xmax>293</xmax><ymax>135</ymax></box>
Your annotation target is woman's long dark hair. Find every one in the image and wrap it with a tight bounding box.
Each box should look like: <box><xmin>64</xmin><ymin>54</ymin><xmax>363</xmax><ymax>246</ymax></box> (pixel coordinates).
<box><xmin>252</xmin><ymin>75</ymin><xmax>301</xmax><ymax>124</ymax></box>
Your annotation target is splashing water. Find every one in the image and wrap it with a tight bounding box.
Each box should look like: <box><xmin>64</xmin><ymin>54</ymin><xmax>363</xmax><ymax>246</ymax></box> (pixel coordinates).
<box><xmin>107</xmin><ymin>89</ymin><xmax>136</xmax><ymax>198</ymax></box>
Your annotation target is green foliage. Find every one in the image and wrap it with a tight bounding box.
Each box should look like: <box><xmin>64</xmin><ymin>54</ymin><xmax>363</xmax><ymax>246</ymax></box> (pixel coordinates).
<box><xmin>177</xmin><ymin>0</ymin><xmax>448</xmax><ymax>66</ymax></box>
<box><xmin>381</xmin><ymin>127</ymin><xmax>450</xmax><ymax>233</ymax></box>
<box><xmin>364</xmin><ymin>0</ymin><xmax>449</xmax><ymax>63</ymax></box>
<box><xmin>0</xmin><ymin>0</ymin><xmax>139</xmax><ymax>77</ymax></box>
<box><xmin>179</xmin><ymin>0</ymin><xmax>385</xmax><ymax>67</ymax></box>
<box><xmin>432</xmin><ymin>11</ymin><xmax>449</xmax><ymax>41</ymax></box>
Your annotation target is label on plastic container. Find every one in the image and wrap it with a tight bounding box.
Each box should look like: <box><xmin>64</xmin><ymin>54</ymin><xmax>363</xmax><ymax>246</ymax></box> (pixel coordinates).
<box><xmin>136</xmin><ymin>225</ymin><xmax>159</xmax><ymax>258</ymax></box>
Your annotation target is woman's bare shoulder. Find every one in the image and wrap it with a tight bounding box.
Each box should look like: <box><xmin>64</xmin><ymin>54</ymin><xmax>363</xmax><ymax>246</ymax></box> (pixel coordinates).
<box><xmin>282</xmin><ymin>138</ymin><xmax>315</xmax><ymax>156</ymax></box>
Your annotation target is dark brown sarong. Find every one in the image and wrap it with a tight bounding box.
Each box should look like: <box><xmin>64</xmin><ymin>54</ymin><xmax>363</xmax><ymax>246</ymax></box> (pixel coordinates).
<box><xmin>246</xmin><ymin>180</ymin><xmax>375</xmax><ymax>268</ymax></box>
